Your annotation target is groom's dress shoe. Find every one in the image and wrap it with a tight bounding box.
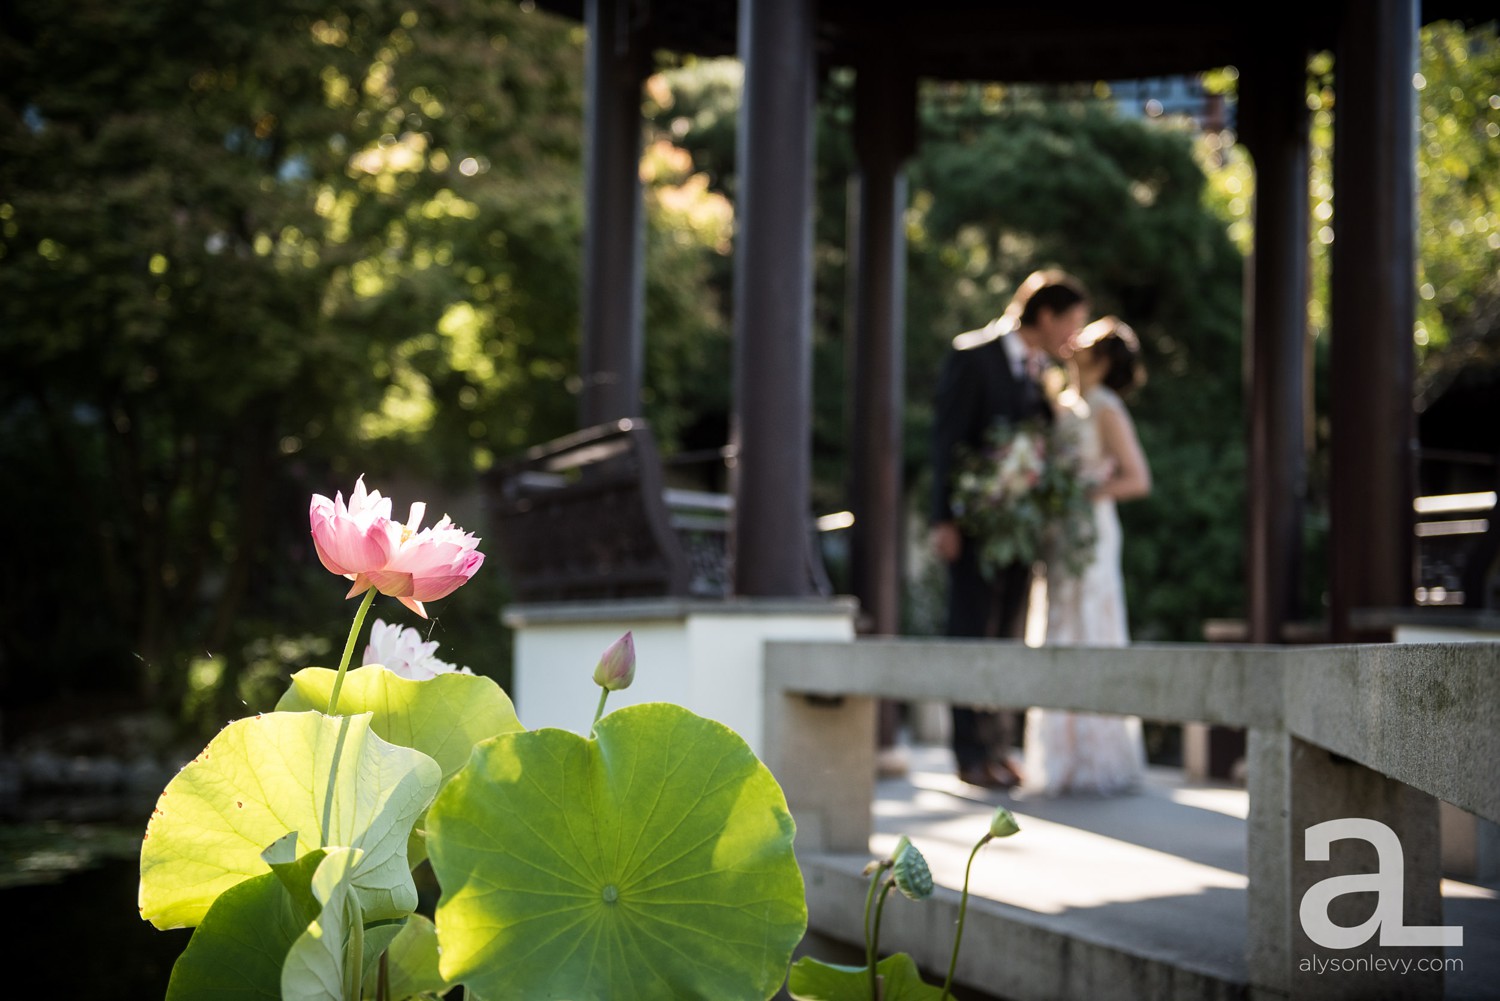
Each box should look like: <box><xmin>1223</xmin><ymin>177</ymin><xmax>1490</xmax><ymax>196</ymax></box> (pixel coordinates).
<box><xmin>991</xmin><ymin>759</ymin><xmax>1024</xmax><ymax>788</ymax></box>
<box><xmin>957</xmin><ymin>763</ymin><xmax>1017</xmax><ymax>790</ymax></box>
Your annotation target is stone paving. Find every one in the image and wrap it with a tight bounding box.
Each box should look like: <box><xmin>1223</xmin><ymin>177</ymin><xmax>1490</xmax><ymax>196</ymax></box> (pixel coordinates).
<box><xmin>864</xmin><ymin>743</ymin><xmax>1499</xmax><ymax>1000</ymax></box>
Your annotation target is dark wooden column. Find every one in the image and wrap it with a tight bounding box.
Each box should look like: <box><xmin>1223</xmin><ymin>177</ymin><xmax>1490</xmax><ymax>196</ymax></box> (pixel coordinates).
<box><xmin>730</xmin><ymin>0</ymin><xmax>818</xmax><ymax>596</ymax></box>
<box><xmin>1241</xmin><ymin>43</ymin><xmax>1310</xmax><ymax>645</ymax></box>
<box><xmin>1329</xmin><ymin>0</ymin><xmax>1418</xmax><ymax>640</ymax></box>
<box><xmin>850</xmin><ymin>44</ymin><xmax>916</xmax><ymax>634</ymax></box>
<box><xmin>579</xmin><ymin>0</ymin><xmax>645</xmax><ymax>427</ymax></box>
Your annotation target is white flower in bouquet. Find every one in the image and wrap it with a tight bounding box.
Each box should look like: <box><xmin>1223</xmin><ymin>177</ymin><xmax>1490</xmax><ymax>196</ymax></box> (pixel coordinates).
<box><xmin>362</xmin><ymin>618</ymin><xmax>473</xmax><ymax>680</ymax></box>
<box><xmin>993</xmin><ymin>430</ymin><xmax>1046</xmax><ymax>500</ymax></box>
<box><xmin>951</xmin><ymin>419</ymin><xmax>1095</xmax><ymax>578</ymax></box>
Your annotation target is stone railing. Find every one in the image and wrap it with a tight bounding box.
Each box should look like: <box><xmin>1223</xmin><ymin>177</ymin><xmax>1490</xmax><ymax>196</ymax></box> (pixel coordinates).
<box><xmin>762</xmin><ymin>639</ymin><xmax>1498</xmax><ymax>1000</ymax></box>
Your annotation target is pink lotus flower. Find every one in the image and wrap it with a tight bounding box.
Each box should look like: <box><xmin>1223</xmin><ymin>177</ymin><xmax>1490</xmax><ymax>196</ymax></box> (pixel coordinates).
<box><xmin>311</xmin><ymin>478</ymin><xmax>484</xmax><ymax>618</ymax></box>
<box><xmin>310</xmin><ymin>476</ymin><xmax>401</xmax><ymax>580</ymax></box>
<box><xmin>358</xmin><ymin>503</ymin><xmax>485</xmax><ymax>619</ymax></box>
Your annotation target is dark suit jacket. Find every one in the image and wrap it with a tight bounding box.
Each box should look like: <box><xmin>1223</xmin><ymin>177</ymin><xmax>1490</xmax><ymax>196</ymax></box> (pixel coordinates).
<box><xmin>929</xmin><ymin>326</ymin><xmax>1051</xmax><ymax>526</ymax></box>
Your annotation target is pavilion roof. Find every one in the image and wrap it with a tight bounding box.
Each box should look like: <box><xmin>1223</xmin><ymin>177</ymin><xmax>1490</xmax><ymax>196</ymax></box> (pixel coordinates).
<box><xmin>533</xmin><ymin>0</ymin><xmax>1491</xmax><ymax>82</ymax></box>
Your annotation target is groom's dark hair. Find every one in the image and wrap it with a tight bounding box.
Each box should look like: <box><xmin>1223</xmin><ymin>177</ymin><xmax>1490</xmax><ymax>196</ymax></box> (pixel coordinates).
<box><xmin>1007</xmin><ymin>269</ymin><xmax>1089</xmax><ymax>328</ymax></box>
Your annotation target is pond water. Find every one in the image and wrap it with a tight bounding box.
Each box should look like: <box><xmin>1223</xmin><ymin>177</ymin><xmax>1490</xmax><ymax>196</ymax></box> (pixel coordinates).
<box><xmin>5</xmin><ymin>854</ymin><xmax>188</xmax><ymax>997</ymax></box>
<box><xmin>0</xmin><ymin>823</ymin><xmax>470</xmax><ymax>998</ymax></box>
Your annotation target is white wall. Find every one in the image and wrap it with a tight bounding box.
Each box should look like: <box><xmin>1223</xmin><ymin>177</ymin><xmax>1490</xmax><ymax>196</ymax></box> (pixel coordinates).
<box><xmin>506</xmin><ymin>598</ymin><xmax>857</xmax><ymax>757</ymax></box>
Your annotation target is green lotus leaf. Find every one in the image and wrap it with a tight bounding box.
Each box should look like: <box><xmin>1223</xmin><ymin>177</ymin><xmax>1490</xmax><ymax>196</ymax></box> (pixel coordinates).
<box><xmin>140</xmin><ymin>710</ymin><xmax>441</xmax><ymax>929</ymax></box>
<box><xmin>276</xmin><ymin>666</ymin><xmax>524</xmax><ymax>781</ymax></box>
<box><xmin>407</xmin><ymin>826</ymin><xmax>428</xmax><ymax>871</ymax></box>
<box><xmin>360</xmin><ymin>913</ymin><xmax>449</xmax><ymax>1000</ymax></box>
<box><xmin>163</xmin><ymin>845</ymin><xmax>328</xmax><ymax>1000</ymax></box>
<box><xmin>283</xmin><ymin>846</ymin><xmax>380</xmax><ymax>1001</ymax></box>
<box><xmin>786</xmin><ymin>953</ymin><xmax>947</xmax><ymax>1000</ymax></box>
<box><xmin>264</xmin><ymin>831</ymin><xmax>308</xmax><ymax>873</ymax></box>
<box><xmin>427</xmin><ymin>702</ymin><xmax>807</xmax><ymax>1001</ymax></box>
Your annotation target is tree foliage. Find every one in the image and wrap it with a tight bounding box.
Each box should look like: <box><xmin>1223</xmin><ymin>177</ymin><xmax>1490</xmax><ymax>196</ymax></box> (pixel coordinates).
<box><xmin>5</xmin><ymin>5</ymin><xmax>1492</xmax><ymax>721</ymax></box>
<box><xmin>0</xmin><ymin>0</ymin><xmax>726</xmax><ymax>722</ymax></box>
<box><xmin>1412</xmin><ymin>21</ymin><xmax>1500</xmax><ymax>413</ymax></box>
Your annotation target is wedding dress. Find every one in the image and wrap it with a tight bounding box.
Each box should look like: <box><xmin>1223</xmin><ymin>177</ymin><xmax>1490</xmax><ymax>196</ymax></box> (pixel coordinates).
<box><xmin>1023</xmin><ymin>385</ymin><xmax>1147</xmax><ymax>796</ymax></box>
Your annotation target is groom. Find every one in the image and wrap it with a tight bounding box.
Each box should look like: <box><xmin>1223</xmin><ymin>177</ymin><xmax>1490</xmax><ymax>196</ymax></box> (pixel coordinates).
<box><xmin>928</xmin><ymin>269</ymin><xmax>1089</xmax><ymax>789</ymax></box>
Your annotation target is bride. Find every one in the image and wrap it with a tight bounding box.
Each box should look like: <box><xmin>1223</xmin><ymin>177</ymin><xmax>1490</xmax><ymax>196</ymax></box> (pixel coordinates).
<box><xmin>1023</xmin><ymin>316</ymin><xmax>1152</xmax><ymax>796</ymax></box>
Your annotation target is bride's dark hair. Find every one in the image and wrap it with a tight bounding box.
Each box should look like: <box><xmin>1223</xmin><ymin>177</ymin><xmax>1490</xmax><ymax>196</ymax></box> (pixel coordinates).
<box><xmin>1079</xmin><ymin>316</ymin><xmax>1145</xmax><ymax>394</ymax></box>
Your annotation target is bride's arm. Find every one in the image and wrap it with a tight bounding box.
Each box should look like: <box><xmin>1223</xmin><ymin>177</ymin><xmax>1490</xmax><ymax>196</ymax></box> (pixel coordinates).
<box><xmin>1094</xmin><ymin>400</ymin><xmax>1151</xmax><ymax>501</ymax></box>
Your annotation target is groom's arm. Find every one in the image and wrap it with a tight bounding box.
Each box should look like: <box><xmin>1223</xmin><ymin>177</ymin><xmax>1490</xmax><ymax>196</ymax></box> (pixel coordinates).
<box><xmin>929</xmin><ymin>345</ymin><xmax>980</xmax><ymax>529</ymax></box>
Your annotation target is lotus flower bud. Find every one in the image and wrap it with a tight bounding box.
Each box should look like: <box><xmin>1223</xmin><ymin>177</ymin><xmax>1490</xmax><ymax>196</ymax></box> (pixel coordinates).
<box><xmin>891</xmin><ymin>838</ymin><xmax>933</xmax><ymax>901</ymax></box>
<box><xmin>592</xmin><ymin>632</ymin><xmax>636</xmax><ymax>691</ymax></box>
<box><xmin>989</xmin><ymin>805</ymin><xmax>1020</xmax><ymax>839</ymax></box>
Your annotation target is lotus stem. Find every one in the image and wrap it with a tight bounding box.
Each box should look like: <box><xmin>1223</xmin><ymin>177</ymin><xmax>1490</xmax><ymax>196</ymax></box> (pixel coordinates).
<box><xmin>869</xmin><ymin>879</ymin><xmax>896</xmax><ymax>1000</ymax></box>
<box><xmin>862</xmin><ymin>864</ymin><xmax>886</xmax><ymax>1000</ymax></box>
<box><xmin>941</xmin><ymin>834</ymin><xmax>992</xmax><ymax>1000</ymax></box>
<box><xmin>327</xmin><ymin>588</ymin><xmax>377</xmax><ymax>715</ymax></box>
<box><xmin>591</xmin><ymin>688</ymin><xmax>610</xmax><ymax>734</ymax></box>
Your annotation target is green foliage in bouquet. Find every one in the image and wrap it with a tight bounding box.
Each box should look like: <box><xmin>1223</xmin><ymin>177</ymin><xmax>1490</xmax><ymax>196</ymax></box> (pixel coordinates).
<box><xmin>950</xmin><ymin>418</ymin><xmax>1096</xmax><ymax>579</ymax></box>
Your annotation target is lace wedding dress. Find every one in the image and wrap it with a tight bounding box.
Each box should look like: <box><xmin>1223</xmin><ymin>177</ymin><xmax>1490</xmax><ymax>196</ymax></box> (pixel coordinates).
<box><xmin>1023</xmin><ymin>386</ymin><xmax>1147</xmax><ymax>796</ymax></box>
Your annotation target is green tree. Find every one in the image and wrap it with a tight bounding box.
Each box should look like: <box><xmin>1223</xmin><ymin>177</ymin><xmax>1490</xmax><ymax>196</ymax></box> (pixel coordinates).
<box><xmin>1412</xmin><ymin>20</ymin><xmax>1500</xmax><ymax>411</ymax></box>
<box><xmin>0</xmin><ymin>0</ymin><xmax>728</xmax><ymax>725</ymax></box>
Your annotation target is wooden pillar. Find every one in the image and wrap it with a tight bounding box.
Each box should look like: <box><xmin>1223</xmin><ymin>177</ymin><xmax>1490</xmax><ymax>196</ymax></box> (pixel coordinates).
<box><xmin>579</xmin><ymin>0</ymin><xmax>645</xmax><ymax>427</ymax></box>
<box><xmin>1191</xmin><ymin>46</ymin><xmax>1309</xmax><ymax>776</ymax></box>
<box><xmin>1242</xmin><ymin>42</ymin><xmax>1310</xmax><ymax>645</ymax></box>
<box><xmin>850</xmin><ymin>43</ymin><xmax>916</xmax><ymax>635</ymax></box>
<box><xmin>731</xmin><ymin>0</ymin><xmax>817</xmax><ymax>596</ymax></box>
<box><xmin>1329</xmin><ymin>0</ymin><xmax>1418</xmax><ymax>640</ymax></box>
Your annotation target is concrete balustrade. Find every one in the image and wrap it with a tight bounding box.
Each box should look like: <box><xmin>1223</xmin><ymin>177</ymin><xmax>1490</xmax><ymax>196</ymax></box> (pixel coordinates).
<box><xmin>763</xmin><ymin>639</ymin><xmax>1498</xmax><ymax>1000</ymax></box>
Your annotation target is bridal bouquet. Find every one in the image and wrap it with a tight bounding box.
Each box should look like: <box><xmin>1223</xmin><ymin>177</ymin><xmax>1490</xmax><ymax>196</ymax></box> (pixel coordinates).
<box><xmin>950</xmin><ymin>418</ymin><xmax>1097</xmax><ymax>578</ymax></box>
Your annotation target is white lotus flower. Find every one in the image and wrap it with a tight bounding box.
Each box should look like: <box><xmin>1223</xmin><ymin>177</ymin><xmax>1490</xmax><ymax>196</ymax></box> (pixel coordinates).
<box><xmin>362</xmin><ymin>619</ymin><xmax>473</xmax><ymax>681</ymax></box>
